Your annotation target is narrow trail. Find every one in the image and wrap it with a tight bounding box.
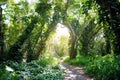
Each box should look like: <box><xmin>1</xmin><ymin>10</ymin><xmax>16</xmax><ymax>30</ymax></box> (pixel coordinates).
<box><xmin>60</xmin><ymin>62</ymin><xmax>94</xmax><ymax>80</ymax></box>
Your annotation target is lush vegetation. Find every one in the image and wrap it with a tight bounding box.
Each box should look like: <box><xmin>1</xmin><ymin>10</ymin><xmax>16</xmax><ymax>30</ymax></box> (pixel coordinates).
<box><xmin>0</xmin><ymin>58</ymin><xmax>65</xmax><ymax>80</ymax></box>
<box><xmin>0</xmin><ymin>0</ymin><xmax>120</xmax><ymax>80</ymax></box>
<box><xmin>86</xmin><ymin>54</ymin><xmax>120</xmax><ymax>80</ymax></box>
<box><xmin>64</xmin><ymin>55</ymin><xmax>89</xmax><ymax>66</ymax></box>
<box><xmin>65</xmin><ymin>54</ymin><xmax>120</xmax><ymax>80</ymax></box>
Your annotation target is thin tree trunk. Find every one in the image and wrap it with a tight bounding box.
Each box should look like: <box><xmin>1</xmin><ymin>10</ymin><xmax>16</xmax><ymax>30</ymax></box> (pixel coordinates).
<box><xmin>65</xmin><ymin>23</ymin><xmax>76</xmax><ymax>59</ymax></box>
<box><xmin>0</xmin><ymin>6</ymin><xmax>4</xmax><ymax>61</ymax></box>
<box><xmin>63</xmin><ymin>0</ymin><xmax>77</xmax><ymax>59</ymax></box>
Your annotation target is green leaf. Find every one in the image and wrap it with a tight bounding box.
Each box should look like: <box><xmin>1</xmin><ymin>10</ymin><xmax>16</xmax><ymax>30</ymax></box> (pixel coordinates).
<box><xmin>0</xmin><ymin>0</ymin><xmax>7</xmax><ymax>2</ymax></box>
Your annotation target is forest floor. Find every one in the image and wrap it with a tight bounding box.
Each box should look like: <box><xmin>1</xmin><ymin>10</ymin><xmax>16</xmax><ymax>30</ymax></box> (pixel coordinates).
<box><xmin>60</xmin><ymin>62</ymin><xmax>94</xmax><ymax>80</ymax></box>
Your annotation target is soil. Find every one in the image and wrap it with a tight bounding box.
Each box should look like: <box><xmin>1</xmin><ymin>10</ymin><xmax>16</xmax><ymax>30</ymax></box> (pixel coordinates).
<box><xmin>60</xmin><ymin>62</ymin><xmax>94</xmax><ymax>80</ymax></box>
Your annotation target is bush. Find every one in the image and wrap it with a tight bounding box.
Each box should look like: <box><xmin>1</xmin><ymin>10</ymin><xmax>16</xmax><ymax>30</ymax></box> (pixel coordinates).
<box><xmin>0</xmin><ymin>59</ymin><xmax>65</xmax><ymax>80</ymax></box>
<box><xmin>36</xmin><ymin>57</ymin><xmax>54</xmax><ymax>67</ymax></box>
<box><xmin>64</xmin><ymin>55</ymin><xmax>89</xmax><ymax>66</ymax></box>
<box><xmin>85</xmin><ymin>54</ymin><xmax>120</xmax><ymax>80</ymax></box>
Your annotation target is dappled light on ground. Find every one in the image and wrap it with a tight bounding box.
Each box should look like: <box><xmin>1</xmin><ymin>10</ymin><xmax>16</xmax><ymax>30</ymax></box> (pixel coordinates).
<box><xmin>60</xmin><ymin>62</ymin><xmax>94</xmax><ymax>80</ymax></box>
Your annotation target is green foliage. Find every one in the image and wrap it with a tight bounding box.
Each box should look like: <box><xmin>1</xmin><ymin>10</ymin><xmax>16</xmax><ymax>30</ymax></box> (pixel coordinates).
<box><xmin>65</xmin><ymin>54</ymin><xmax>120</xmax><ymax>80</ymax></box>
<box><xmin>1</xmin><ymin>0</ymin><xmax>120</xmax><ymax>79</ymax></box>
<box><xmin>0</xmin><ymin>0</ymin><xmax>7</xmax><ymax>2</ymax></box>
<box><xmin>36</xmin><ymin>57</ymin><xmax>54</xmax><ymax>67</ymax></box>
<box><xmin>93</xmin><ymin>0</ymin><xmax>120</xmax><ymax>54</ymax></box>
<box><xmin>1</xmin><ymin>0</ymin><xmax>103</xmax><ymax>62</ymax></box>
<box><xmin>85</xmin><ymin>54</ymin><xmax>120</xmax><ymax>80</ymax></box>
<box><xmin>35</xmin><ymin>2</ymin><xmax>51</xmax><ymax>15</ymax></box>
<box><xmin>0</xmin><ymin>59</ymin><xmax>65</xmax><ymax>80</ymax></box>
<box><xmin>64</xmin><ymin>55</ymin><xmax>89</xmax><ymax>66</ymax></box>
<box><xmin>3</xmin><ymin>0</ymin><xmax>56</xmax><ymax>62</ymax></box>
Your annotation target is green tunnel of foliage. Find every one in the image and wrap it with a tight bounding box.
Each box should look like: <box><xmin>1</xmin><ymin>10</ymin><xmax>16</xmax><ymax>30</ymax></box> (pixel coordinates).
<box><xmin>0</xmin><ymin>0</ymin><xmax>120</xmax><ymax>80</ymax></box>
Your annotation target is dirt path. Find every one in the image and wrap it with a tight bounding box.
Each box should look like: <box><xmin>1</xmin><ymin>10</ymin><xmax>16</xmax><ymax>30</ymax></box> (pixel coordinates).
<box><xmin>60</xmin><ymin>62</ymin><xmax>94</xmax><ymax>80</ymax></box>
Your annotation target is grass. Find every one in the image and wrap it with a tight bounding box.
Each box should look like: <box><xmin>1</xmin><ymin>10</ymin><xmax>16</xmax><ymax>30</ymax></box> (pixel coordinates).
<box><xmin>64</xmin><ymin>55</ymin><xmax>89</xmax><ymax>66</ymax></box>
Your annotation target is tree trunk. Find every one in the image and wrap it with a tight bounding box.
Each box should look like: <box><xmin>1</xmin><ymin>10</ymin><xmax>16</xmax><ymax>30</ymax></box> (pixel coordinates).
<box><xmin>7</xmin><ymin>17</ymin><xmax>38</xmax><ymax>62</ymax></box>
<box><xmin>109</xmin><ymin>2</ymin><xmax>120</xmax><ymax>55</ymax></box>
<box><xmin>69</xmin><ymin>36</ymin><xmax>76</xmax><ymax>59</ymax></box>
<box><xmin>105</xmin><ymin>37</ymin><xmax>111</xmax><ymax>55</ymax></box>
<box><xmin>26</xmin><ymin>39</ymin><xmax>34</xmax><ymax>62</ymax></box>
<box><xmin>0</xmin><ymin>6</ymin><xmax>4</xmax><ymax>61</ymax></box>
<box><xmin>65</xmin><ymin>23</ymin><xmax>76</xmax><ymax>59</ymax></box>
<box><xmin>62</xmin><ymin>0</ymin><xmax>77</xmax><ymax>59</ymax></box>
<box><xmin>95</xmin><ymin>0</ymin><xmax>120</xmax><ymax>55</ymax></box>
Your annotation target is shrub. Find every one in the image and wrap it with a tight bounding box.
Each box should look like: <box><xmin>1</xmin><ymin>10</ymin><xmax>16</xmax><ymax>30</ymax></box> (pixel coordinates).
<box><xmin>64</xmin><ymin>55</ymin><xmax>89</xmax><ymax>66</ymax></box>
<box><xmin>36</xmin><ymin>57</ymin><xmax>54</xmax><ymax>67</ymax></box>
<box><xmin>0</xmin><ymin>59</ymin><xmax>65</xmax><ymax>80</ymax></box>
<box><xmin>85</xmin><ymin>54</ymin><xmax>120</xmax><ymax>80</ymax></box>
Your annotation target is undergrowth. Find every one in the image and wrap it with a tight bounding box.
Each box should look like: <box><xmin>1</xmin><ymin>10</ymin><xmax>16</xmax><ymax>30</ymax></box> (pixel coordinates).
<box><xmin>64</xmin><ymin>54</ymin><xmax>120</xmax><ymax>80</ymax></box>
<box><xmin>86</xmin><ymin>54</ymin><xmax>120</xmax><ymax>80</ymax></box>
<box><xmin>64</xmin><ymin>55</ymin><xmax>89</xmax><ymax>66</ymax></box>
<box><xmin>0</xmin><ymin>57</ymin><xmax>65</xmax><ymax>80</ymax></box>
